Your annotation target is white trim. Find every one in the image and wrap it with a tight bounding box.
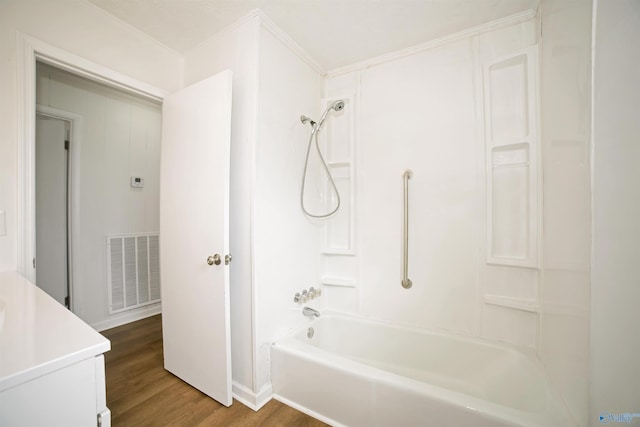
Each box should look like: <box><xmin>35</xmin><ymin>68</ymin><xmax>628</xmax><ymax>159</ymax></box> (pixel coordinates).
<box><xmin>35</xmin><ymin>105</ymin><xmax>83</xmax><ymax>312</ymax></box>
<box><xmin>232</xmin><ymin>381</ymin><xmax>272</xmax><ymax>411</ymax></box>
<box><xmin>22</xmin><ymin>33</ymin><xmax>167</xmax><ymax>102</ymax></box>
<box><xmin>16</xmin><ymin>32</ymin><xmax>167</xmax><ymax>282</ymax></box>
<box><xmin>186</xmin><ymin>9</ymin><xmax>324</xmax><ymax>76</ymax></box>
<box><xmin>471</xmin><ymin>35</ymin><xmax>486</xmax><ymax>338</ymax></box>
<box><xmin>354</xmin><ymin>70</ymin><xmax>364</xmax><ymax>315</ymax></box>
<box><xmin>256</xmin><ymin>11</ymin><xmax>325</xmax><ymax>76</ymax></box>
<box><xmin>326</xmin><ymin>9</ymin><xmax>538</xmax><ymax>78</ymax></box>
<box><xmin>590</xmin><ymin>0</ymin><xmax>598</xmax><ymax>337</ymax></box>
<box><xmin>249</xmin><ymin>16</ymin><xmax>261</xmax><ymax>397</ymax></box>
<box><xmin>17</xmin><ymin>34</ymin><xmax>36</xmax><ymax>282</ymax></box>
<box><xmin>91</xmin><ymin>303</ymin><xmax>162</xmax><ymax>332</ymax></box>
<box><xmin>184</xmin><ymin>9</ymin><xmax>260</xmax><ymax>56</ymax></box>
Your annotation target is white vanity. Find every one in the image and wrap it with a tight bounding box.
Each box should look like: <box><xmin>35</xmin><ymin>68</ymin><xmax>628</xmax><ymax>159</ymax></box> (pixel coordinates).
<box><xmin>0</xmin><ymin>271</ymin><xmax>111</xmax><ymax>426</ymax></box>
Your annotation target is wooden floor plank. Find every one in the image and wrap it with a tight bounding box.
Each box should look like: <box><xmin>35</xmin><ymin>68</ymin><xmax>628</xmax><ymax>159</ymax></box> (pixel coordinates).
<box><xmin>102</xmin><ymin>315</ymin><xmax>328</xmax><ymax>427</ymax></box>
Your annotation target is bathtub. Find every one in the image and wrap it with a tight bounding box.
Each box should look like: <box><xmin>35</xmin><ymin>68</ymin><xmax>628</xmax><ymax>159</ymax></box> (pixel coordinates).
<box><xmin>270</xmin><ymin>313</ymin><xmax>572</xmax><ymax>427</ymax></box>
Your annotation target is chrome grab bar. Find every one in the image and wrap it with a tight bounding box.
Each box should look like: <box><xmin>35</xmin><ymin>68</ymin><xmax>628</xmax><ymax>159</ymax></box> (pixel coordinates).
<box><xmin>402</xmin><ymin>170</ymin><xmax>413</xmax><ymax>289</ymax></box>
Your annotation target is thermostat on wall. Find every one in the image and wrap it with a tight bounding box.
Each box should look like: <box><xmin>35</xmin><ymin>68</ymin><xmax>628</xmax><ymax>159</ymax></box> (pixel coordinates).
<box><xmin>130</xmin><ymin>176</ymin><xmax>144</xmax><ymax>188</ymax></box>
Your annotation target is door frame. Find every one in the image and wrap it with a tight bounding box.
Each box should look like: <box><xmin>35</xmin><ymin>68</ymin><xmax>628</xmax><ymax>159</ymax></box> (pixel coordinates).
<box><xmin>16</xmin><ymin>33</ymin><xmax>167</xmax><ymax>282</ymax></box>
<box><xmin>35</xmin><ymin>108</ymin><xmax>79</xmax><ymax>309</ymax></box>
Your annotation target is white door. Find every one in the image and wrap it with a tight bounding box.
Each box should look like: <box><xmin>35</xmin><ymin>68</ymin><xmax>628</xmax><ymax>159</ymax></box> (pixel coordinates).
<box><xmin>159</xmin><ymin>70</ymin><xmax>233</xmax><ymax>406</ymax></box>
<box><xmin>35</xmin><ymin>114</ymin><xmax>69</xmax><ymax>307</ymax></box>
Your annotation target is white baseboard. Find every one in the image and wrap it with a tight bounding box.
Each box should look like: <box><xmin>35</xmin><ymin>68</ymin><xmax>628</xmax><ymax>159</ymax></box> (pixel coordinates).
<box><xmin>232</xmin><ymin>381</ymin><xmax>273</xmax><ymax>411</ymax></box>
<box><xmin>91</xmin><ymin>303</ymin><xmax>162</xmax><ymax>332</ymax></box>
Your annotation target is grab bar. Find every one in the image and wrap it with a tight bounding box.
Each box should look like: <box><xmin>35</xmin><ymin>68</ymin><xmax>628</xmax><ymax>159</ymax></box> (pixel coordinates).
<box><xmin>402</xmin><ymin>170</ymin><xmax>413</xmax><ymax>289</ymax></box>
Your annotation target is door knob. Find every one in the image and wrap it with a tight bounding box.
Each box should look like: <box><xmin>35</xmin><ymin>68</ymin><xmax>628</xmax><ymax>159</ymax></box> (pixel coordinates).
<box><xmin>225</xmin><ymin>254</ymin><xmax>233</xmax><ymax>265</ymax></box>
<box><xmin>207</xmin><ymin>254</ymin><xmax>221</xmax><ymax>266</ymax></box>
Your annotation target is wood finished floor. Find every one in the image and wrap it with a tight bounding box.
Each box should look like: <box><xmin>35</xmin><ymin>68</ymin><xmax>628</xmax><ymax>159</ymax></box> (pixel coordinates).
<box><xmin>102</xmin><ymin>315</ymin><xmax>328</xmax><ymax>427</ymax></box>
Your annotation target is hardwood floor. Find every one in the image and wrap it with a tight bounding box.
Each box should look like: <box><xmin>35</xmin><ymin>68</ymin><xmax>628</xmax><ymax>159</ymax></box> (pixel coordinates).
<box><xmin>102</xmin><ymin>315</ymin><xmax>328</xmax><ymax>427</ymax></box>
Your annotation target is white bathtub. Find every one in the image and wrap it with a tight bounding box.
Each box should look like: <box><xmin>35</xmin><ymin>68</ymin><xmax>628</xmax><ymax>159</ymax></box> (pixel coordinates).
<box><xmin>270</xmin><ymin>314</ymin><xmax>572</xmax><ymax>427</ymax></box>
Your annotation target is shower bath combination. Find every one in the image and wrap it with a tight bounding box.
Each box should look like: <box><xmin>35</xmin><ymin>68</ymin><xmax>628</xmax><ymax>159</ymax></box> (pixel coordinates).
<box><xmin>299</xmin><ymin>100</ymin><xmax>345</xmax><ymax>218</ymax></box>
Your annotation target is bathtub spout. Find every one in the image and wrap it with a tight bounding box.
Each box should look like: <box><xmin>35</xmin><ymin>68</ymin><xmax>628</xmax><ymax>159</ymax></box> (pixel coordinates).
<box><xmin>302</xmin><ymin>307</ymin><xmax>320</xmax><ymax>318</ymax></box>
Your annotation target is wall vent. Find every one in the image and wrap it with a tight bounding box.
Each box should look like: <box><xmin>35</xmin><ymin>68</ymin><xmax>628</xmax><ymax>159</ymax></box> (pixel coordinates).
<box><xmin>107</xmin><ymin>233</ymin><xmax>160</xmax><ymax>314</ymax></box>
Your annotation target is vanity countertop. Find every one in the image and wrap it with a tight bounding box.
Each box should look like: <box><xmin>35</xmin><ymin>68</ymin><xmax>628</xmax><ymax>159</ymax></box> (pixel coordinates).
<box><xmin>0</xmin><ymin>271</ymin><xmax>110</xmax><ymax>393</ymax></box>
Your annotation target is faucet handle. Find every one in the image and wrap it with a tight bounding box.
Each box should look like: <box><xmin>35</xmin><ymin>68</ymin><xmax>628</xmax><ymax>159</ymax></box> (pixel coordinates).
<box><xmin>293</xmin><ymin>292</ymin><xmax>301</xmax><ymax>303</ymax></box>
<box><xmin>308</xmin><ymin>287</ymin><xmax>316</xmax><ymax>298</ymax></box>
<box><xmin>301</xmin><ymin>289</ymin><xmax>308</xmax><ymax>302</ymax></box>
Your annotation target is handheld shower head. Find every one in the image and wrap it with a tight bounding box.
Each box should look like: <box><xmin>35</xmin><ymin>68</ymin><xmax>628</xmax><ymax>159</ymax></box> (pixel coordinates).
<box><xmin>300</xmin><ymin>100</ymin><xmax>346</xmax><ymax>133</ymax></box>
<box><xmin>316</xmin><ymin>99</ymin><xmax>346</xmax><ymax>129</ymax></box>
<box><xmin>331</xmin><ymin>100</ymin><xmax>345</xmax><ymax>111</ymax></box>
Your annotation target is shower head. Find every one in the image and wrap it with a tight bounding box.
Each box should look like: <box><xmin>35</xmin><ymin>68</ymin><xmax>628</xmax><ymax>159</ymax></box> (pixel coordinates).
<box><xmin>316</xmin><ymin>99</ymin><xmax>346</xmax><ymax>129</ymax></box>
<box><xmin>300</xmin><ymin>100</ymin><xmax>346</xmax><ymax>131</ymax></box>
<box><xmin>331</xmin><ymin>100</ymin><xmax>345</xmax><ymax>111</ymax></box>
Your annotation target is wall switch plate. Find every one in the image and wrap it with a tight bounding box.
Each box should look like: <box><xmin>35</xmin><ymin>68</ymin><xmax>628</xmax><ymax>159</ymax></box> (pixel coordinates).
<box><xmin>0</xmin><ymin>211</ymin><xmax>6</xmax><ymax>236</ymax></box>
<box><xmin>130</xmin><ymin>176</ymin><xmax>144</xmax><ymax>188</ymax></box>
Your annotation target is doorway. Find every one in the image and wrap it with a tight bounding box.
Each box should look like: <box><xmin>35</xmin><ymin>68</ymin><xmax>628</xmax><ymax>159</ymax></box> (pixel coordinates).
<box><xmin>35</xmin><ymin>113</ymin><xmax>71</xmax><ymax>308</ymax></box>
<box><xmin>34</xmin><ymin>60</ymin><xmax>163</xmax><ymax>327</ymax></box>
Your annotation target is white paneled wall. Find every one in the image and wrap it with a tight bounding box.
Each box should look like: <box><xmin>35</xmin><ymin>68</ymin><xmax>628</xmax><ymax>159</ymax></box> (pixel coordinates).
<box><xmin>254</xmin><ymin>25</ymin><xmax>323</xmax><ymax>396</ymax></box>
<box><xmin>183</xmin><ymin>13</ymin><xmax>325</xmax><ymax>406</ymax></box>
<box><xmin>592</xmin><ymin>0</ymin><xmax>640</xmax><ymax>420</ymax></box>
<box><xmin>323</xmin><ymin>18</ymin><xmax>541</xmax><ymax>344</ymax></box>
<box><xmin>36</xmin><ymin>63</ymin><xmax>162</xmax><ymax>329</ymax></box>
<box><xmin>539</xmin><ymin>1</ymin><xmax>592</xmax><ymax>425</ymax></box>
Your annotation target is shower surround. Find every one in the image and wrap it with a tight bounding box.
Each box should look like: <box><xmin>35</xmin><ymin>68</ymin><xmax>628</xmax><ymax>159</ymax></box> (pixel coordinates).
<box><xmin>313</xmin><ymin>4</ymin><xmax>590</xmax><ymax>425</ymax></box>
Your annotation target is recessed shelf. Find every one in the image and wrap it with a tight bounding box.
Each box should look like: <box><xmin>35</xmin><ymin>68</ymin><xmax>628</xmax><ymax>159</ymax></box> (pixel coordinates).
<box><xmin>484</xmin><ymin>294</ymin><xmax>539</xmax><ymax>313</ymax></box>
<box><xmin>492</xmin><ymin>161</ymin><xmax>530</xmax><ymax>169</ymax></box>
<box><xmin>321</xmin><ymin>277</ymin><xmax>357</xmax><ymax>288</ymax></box>
<box><xmin>327</xmin><ymin>161</ymin><xmax>351</xmax><ymax>168</ymax></box>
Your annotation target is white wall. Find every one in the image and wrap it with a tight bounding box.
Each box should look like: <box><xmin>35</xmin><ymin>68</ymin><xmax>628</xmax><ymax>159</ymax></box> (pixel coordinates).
<box><xmin>592</xmin><ymin>0</ymin><xmax>640</xmax><ymax>424</ymax></box>
<box><xmin>183</xmin><ymin>13</ymin><xmax>324</xmax><ymax>403</ymax></box>
<box><xmin>36</xmin><ymin>62</ymin><xmax>162</xmax><ymax>328</ymax></box>
<box><xmin>182</xmin><ymin>15</ymin><xmax>260</xmax><ymax>399</ymax></box>
<box><xmin>0</xmin><ymin>0</ymin><xmax>182</xmax><ymax>272</ymax></box>
<box><xmin>254</xmin><ymin>25</ymin><xmax>323</xmax><ymax>394</ymax></box>
<box><xmin>538</xmin><ymin>0</ymin><xmax>592</xmax><ymax>425</ymax></box>
<box><xmin>323</xmin><ymin>18</ymin><xmax>539</xmax><ymax>344</ymax></box>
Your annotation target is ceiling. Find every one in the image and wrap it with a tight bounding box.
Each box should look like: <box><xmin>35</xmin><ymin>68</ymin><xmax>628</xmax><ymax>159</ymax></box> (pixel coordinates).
<box><xmin>86</xmin><ymin>0</ymin><xmax>539</xmax><ymax>72</ymax></box>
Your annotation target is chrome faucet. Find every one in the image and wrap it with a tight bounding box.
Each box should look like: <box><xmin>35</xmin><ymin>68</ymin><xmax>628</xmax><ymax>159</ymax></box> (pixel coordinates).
<box><xmin>302</xmin><ymin>306</ymin><xmax>320</xmax><ymax>318</ymax></box>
